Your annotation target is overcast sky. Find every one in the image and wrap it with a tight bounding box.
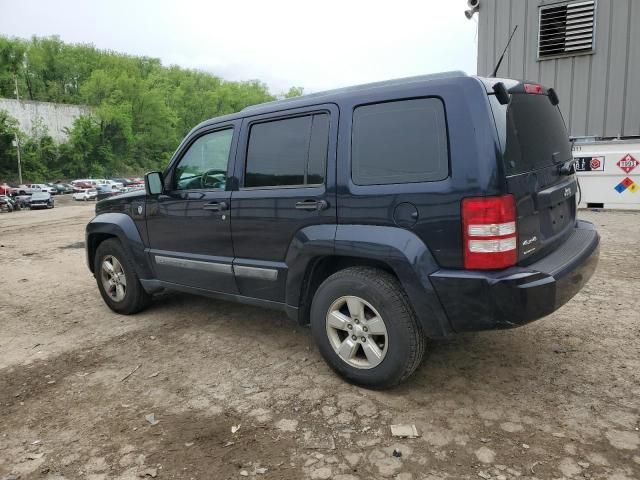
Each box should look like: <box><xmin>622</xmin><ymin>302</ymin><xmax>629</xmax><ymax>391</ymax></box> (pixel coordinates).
<box><xmin>0</xmin><ymin>0</ymin><xmax>479</xmax><ymax>94</ymax></box>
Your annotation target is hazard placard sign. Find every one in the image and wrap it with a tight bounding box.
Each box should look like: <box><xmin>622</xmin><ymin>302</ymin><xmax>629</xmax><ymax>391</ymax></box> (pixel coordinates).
<box><xmin>617</xmin><ymin>154</ymin><xmax>639</xmax><ymax>174</ymax></box>
<box><xmin>614</xmin><ymin>177</ymin><xmax>638</xmax><ymax>194</ymax></box>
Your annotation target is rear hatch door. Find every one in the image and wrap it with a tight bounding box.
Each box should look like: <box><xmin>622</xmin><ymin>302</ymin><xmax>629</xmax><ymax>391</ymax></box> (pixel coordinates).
<box><xmin>488</xmin><ymin>83</ymin><xmax>576</xmax><ymax>264</ymax></box>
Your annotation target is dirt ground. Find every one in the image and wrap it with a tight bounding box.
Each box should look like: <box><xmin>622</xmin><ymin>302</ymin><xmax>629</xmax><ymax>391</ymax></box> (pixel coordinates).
<box><xmin>0</xmin><ymin>197</ymin><xmax>638</xmax><ymax>480</ymax></box>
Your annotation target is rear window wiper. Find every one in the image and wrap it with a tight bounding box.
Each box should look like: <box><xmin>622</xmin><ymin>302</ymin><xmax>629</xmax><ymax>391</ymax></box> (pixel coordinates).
<box><xmin>558</xmin><ymin>159</ymin><xmax>576</xmax><ymax>176</ymax></box>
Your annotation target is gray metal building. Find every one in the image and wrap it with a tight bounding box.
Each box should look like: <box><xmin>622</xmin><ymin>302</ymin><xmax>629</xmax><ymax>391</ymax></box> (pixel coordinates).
<box><xmin>476</xmin><ymin>0</ymin><xmax>640</xmax><ymax>139</ymax></box>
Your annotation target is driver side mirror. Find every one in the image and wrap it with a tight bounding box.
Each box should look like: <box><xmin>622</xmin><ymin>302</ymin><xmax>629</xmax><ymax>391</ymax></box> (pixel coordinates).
<box><xmin>145</xmin><ymin>171</ymin><xmax>164</xmax><ymax>195</ymax></box>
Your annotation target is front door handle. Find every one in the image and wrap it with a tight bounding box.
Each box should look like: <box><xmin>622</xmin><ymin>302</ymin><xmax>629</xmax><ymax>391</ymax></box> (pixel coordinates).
<box><xmin>203</xmin><ymin>201</ymin><xmax>228</xmax><ymax>211</ymax></box>
<box><xmin>295</xmin><ymin>199</ymin><xmax>329</xmax><ymax>211</ymax></box>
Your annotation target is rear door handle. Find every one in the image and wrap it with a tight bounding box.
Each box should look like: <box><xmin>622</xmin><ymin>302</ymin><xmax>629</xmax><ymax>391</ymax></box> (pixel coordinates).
<box><xmin>203</xmin><ymin>201</ymin><xmax>228</xmax><ymax>211</ymax></box>
<box><xmin>295</xmin><ymin>199</ymin><xmax>329</xmax><ymax>211</ymax></box>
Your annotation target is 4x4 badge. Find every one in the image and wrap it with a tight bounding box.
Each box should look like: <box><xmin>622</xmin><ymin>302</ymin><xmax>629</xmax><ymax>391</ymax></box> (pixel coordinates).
<box><xmin>617</xmin><ymin>154</ymin><xmax>638</xmax><ymax>174</ymax></box>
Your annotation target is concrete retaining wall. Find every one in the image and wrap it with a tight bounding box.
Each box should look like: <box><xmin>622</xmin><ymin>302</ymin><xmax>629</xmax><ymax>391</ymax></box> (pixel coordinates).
<box><xmin>0</xmin><ymin>98</ymin><xmax>91</xmax><ymax>143</ymax></box>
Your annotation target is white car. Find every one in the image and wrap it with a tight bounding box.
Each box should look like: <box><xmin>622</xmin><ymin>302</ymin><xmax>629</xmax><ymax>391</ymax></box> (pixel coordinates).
<box><xmin>17</xmin><ymin>184</ymin><xmax>56</xmax><ymax>195</ymax></box>
<box><xmin>103</xmin><ymin>179</ymin><xmax>124</xmax><ymax>189</ymax></box>
<box><xmin>73</xmin><ymin>188</ymin><xmax>98</xmax><ymax>201</ymax></box>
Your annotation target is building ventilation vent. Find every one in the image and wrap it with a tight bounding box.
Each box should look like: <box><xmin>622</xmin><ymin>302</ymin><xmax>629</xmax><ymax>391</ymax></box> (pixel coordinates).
<box><xmin>538</xmin><ymin>0</ymin><xmax>595</xmax><ymax>58</ymax></box>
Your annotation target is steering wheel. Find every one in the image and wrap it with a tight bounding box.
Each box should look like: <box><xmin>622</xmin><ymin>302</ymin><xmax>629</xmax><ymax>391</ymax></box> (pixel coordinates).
<box><xmin>200</xmin><ymin>169</ymin><xmax>226</xmax><ymax>189</ymax></box>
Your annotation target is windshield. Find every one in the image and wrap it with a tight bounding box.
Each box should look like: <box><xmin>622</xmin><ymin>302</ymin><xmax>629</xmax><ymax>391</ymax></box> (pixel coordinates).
<box><xmin>489</xmin><ymin>93</ymin><xmax>572</xmax><ymax>175</ymax></box>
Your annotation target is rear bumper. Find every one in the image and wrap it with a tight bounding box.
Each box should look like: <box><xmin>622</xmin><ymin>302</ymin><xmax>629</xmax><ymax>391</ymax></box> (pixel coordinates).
<box><xmin>430</xmin><ymin>220</ymin><xmax>599</xmax><ymax>332</ymax></box>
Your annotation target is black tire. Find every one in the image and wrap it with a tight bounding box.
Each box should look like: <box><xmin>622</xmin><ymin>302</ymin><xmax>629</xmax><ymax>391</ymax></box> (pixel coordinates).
<box><xmin>94</xmin><ymin>238</ymin><xmax>151</xmax><ymax>314</ymax></box>
<box><xmin>310</xmin><ymin>267</ymin><xmax>425</xmax><ymax>389</ymax></box>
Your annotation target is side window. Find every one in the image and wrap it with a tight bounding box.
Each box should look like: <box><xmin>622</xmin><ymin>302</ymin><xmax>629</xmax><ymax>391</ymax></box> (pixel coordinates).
<box><xmin>245</xmin><ymin>113</ymin><xmax>329</xmax><ymax>188</ymax></box>
<box><xmin>351</xmin><ymin>98</ymin><xmax>448</xmax><ymax>186</ymax></box>
<box><xmin>174</xmin><ymin>129</ymin><xmax>233</xmax><ymax>190</ymax></box>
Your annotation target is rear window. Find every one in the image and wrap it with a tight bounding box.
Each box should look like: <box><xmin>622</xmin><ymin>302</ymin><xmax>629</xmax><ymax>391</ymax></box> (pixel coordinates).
<box><xmin>351</xmin><ymin>98</ymin><xmax>449</xmax><ymax>186</ymax></box>
<box><xmin>490</xmin><ymin>93</ymin><xmax>572</xmax><ymax>175</ymax></box>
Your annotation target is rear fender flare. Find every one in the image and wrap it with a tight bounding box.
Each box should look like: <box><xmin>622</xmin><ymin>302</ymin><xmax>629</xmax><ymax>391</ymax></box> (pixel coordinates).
<box><xmin>284</xmin><ymin>224</ymin><xmax>337</xmax><ymax>309</ymax></box>
<box><xmin>285</xmin><ymin>224</ymin><xmax>452</xmax><ymax>338</ymax></box>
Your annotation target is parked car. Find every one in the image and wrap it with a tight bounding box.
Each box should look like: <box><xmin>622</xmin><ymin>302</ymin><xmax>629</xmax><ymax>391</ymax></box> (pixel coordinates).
<box><xmin>73</xmin><ymin>188</ymin><xmax>98</xmax><ymax>201</ymax></box>
<box><xmin>111</xmin><ymin>177</ymin><xmax>133</xmax><ymax>187</ymax></box>
<box><xmin>127</xmin><ymin>177</ymin><xmax>145</xmax><ymax>186</ymax></box>
<box><xmin>13</xmin><ymin>195</ymin><xmax>31</xmax><ymax>208</ymax></box>
<box><xmin>0</xmin><ymin>195</ymin><xmax>16</xmax><ymax>212</ymax></box>
<box><xmin>29</xmin><ymin>191</ymin><xmax>54</xmax><ymax>209</ymax></box>
<box><xmin>72</xmin><ymin>179</ymin><xmax>102</xmax><ymax>189</ymax></box>
<box><xmin>85</xmin><ymin>72</ymin><xmax>600</xmax><ymax>388</ymax></box>
<box><xmin>97</xmin><ymin>184</ymin><xmax>120</xmax><ymax>200</ymax></box>
<box><xmin>71</xmin><ymin>180</ymin><xmax>95</xmax><ymax>191</ymax></box>
<box><xmin>103</xmin><ymin>179</ymin><xmax>124</xmax><ymax>189</ymax></box>
<box><xmin>0</xmin><ymin>183</ymin><xmax>18</xmax><ymax>196</ymax></box>
<box><xmin>124</xmin><ymin>184</ymin><xmax>145</xmax><ymax>193</ymax></box>
<box><xmin>50</xmin><ymin>183</ymin><xmax>73</xmax><ymax>194</ymax></box>
<box><xmin>17</xmin><ymin>184</ymin><xmax>56</xmax><ymax>195</ymax></box>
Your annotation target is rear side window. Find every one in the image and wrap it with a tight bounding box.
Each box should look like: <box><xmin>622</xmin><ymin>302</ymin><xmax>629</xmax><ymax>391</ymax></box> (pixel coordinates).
<box><xmin>245</xmin><ymin>113</ymin><xmax>329</xmax><ymax>188</ymax></box>
<box><xmin>351</xmin><ymin>98</ymin><xmax>448</xmax><ymax>186</ymax></box>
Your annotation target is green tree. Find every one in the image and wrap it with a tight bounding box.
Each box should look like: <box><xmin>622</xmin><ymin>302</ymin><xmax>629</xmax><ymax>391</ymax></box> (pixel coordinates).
<box><xmin>283</xmin><ymin>86</ymin><xmax>304</xmax><ymax>98</ymax></box>
<box><xmin>0</xmin><ymin>35</ymin><xmax>293</xmax><ymax>180</ymax></box>
<box><xmin>0</xmin><ymin>109</ymin><xmax>19</xmax><ymax>180</ymax></box>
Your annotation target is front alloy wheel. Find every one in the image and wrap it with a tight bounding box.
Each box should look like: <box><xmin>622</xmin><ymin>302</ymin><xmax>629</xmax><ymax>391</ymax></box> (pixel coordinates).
<box><xmin>94</xmin><ymin>238</ymin><xmax>151</xmax><ymax>314</ymax></box>
<box><xmin>100</xmin><ymin>255</ymin><xmax>127</xmax><ymax>302</ymax></box>
<box><xmin>326</xmin><ymin>296</ymin><xmax>388</xmax><ymax>369</ymax></box>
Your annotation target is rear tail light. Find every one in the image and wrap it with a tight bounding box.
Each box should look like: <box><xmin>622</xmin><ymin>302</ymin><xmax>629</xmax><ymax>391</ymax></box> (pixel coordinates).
<box><xmin>462</xmin><ymin>195</ymin><xmax>517</xmax><ymax>270</ymax></box>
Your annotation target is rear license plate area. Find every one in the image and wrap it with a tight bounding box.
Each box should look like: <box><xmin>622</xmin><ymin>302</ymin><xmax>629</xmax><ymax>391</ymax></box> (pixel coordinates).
<box><xmin>547</xmin><ymin>200</ymin><xmax>571</xmax><ymax>235</ymax></box>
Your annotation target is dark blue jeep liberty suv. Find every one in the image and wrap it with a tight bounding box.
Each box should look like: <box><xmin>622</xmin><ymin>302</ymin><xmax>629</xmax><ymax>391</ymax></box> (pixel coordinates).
<box><xmin>86</xmin><ymin>72</ymin><xmax>599</xmax><ymax>388</ymax></box>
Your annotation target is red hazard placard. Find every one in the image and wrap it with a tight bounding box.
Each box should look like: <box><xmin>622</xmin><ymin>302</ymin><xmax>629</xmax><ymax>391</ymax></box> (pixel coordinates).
<box><xmin>617</xmin><ymin>154</ymin><xmax>639</xmax><ymax>174</ymax></box>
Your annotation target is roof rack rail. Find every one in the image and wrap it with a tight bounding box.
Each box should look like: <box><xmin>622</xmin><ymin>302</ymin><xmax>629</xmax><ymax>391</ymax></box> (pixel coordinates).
<box><xmin>241</xmin><ymin>71</ymin><xmax>467</xmax><ymax>112</ymax></box>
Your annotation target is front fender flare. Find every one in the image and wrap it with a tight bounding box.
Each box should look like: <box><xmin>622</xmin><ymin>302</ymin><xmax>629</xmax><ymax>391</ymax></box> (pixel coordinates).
<box><xmin>85</xmin><ymin>213</ymin><xmax>153</xmax><ymax>279</ymax></box>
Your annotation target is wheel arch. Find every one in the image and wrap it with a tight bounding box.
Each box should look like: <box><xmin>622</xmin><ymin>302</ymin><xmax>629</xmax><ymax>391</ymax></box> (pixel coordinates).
<box><xmin>295</xmin><ymin>255</ymin><xmax>395</xmax><ymax>324</ymax></box>
<box><xmin>286</xmin><ymin>224</ymin><xmax>453</xmax><ymax>338</ymax></box>
<box><xmin>85</xmin><ymin>213</ymin><xmax>153</xmax><ymax>279</ymax></box>
<box><xmin>87</xmin><ymin>232</ymin><xmax>117</xmax><ymax>273</ymax></box>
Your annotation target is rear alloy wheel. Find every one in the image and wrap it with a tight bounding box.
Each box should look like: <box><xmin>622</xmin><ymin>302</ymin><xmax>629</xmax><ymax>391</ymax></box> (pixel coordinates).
<box><xmin>311</xmin><ymin>267</ymin><xmax>425</xmax><ymax>389</ymax></box>
<box><xmin>326</xmin><ymin>296</ymin><xmax>388</xmax><ymax>369</ymax></box>
<box><xmin>94</xmin><ymin>238</ymin><xmax>151</xmax><ymax>314</ymax></box>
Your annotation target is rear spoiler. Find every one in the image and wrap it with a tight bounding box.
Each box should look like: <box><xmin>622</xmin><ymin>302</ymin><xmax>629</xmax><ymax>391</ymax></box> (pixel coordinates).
<box><xmin>492</xmin><ymin>81</ymin><xmax>559</xmax><ymax>106</ymax></box>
